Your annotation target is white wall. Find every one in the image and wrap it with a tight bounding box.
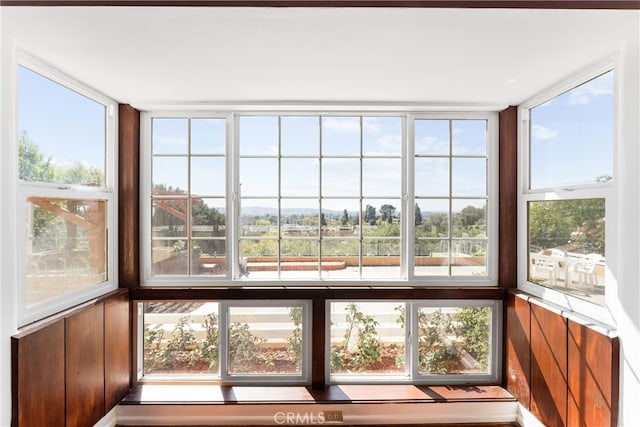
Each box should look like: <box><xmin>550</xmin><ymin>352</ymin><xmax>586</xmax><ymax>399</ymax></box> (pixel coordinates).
<box><xmin>611</xmin><ymin>19</ymin><xmax>640</xmax><ymax>426</ymax></box>
<box><xmin>0</xmin><ymin>8</ymin><xmax>18</xmax><ymax>426</ymax></box>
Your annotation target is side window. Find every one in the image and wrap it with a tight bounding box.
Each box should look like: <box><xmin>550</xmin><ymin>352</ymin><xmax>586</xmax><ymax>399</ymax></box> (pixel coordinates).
<box><xmin>522</xmin><ymin>69</ymin><xmax>614</xmax><ymax>308</ymax></box>
<box><xmin>17</xmin><ymin>62</ymin><xmax>116</xmax><ymax>325</ymax></box>
<box><xmin>149</xmin><ymin>117</ymin><xmax>227</xmax><ymax>278</ymax></box>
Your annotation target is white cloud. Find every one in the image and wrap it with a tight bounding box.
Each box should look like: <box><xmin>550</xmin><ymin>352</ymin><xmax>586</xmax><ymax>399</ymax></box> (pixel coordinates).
<box><xmin>568</xmin><ymin>74</ymin><xmax>613</xmax><ymax>105</ymax></box>
<box><xmin>416</xmin><ymin>136</ymin><xmax>448</xmax><ymax>154</ymax></box>
<box><xmin>323</xmin><ymin>117</ymin><xmax>360</xmax><ymax>133</ymax></box>
<box><xmin>531</xmin><ymin>124</ymin><xmax>558</xmax><ymax>141</ymax></box>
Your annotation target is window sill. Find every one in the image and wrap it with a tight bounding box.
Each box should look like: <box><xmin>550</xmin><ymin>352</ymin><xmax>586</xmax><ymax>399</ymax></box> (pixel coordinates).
<box><xmin>121</xmin><ymin>384</ymin><xmax>515</xmax><ymax>405</ymax></box>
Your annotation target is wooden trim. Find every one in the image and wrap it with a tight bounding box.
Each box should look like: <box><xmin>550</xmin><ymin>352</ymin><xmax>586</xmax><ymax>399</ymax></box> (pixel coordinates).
<box><xmin>2</xmin><ymin>0</ymin><xmax>639</xmax><ymax>8</ymax></box>
<box><xmin>311</xmin><ymin>298</ymin><xmax>325</xmax><ymax>389</ymax></box>
<box><xmin>119</xmin><ymin>104</ymin><xmax>141</xmax><ymax>289</ymax></box>
<box><xmin>498</xmin><ymin>106</ymin><xmax>518</xmax><ymax>289</ymax></box>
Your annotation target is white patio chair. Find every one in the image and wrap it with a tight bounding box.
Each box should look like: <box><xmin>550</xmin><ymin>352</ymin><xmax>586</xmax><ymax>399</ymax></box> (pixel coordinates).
<box><xmin>570</xmin><ymin>253</ymin><xmax>601</xmax><ymax>291</ymax></box>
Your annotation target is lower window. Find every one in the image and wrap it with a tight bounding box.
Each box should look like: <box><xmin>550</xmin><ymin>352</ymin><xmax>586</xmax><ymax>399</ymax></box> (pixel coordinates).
<box><xmin>140</xmin><ymin>300</ymin><xmax>310</xmax><ymax>383</ymax></box>
<box><xmin>527</xmin><ymin>198</ymin><xmax>606</xmax><ymax>306</ymax></box>
<box><xmin>138</xmin><ymin>299</ymin><xmax>500</xmax><ymax>385</ymax></box>
<box><xmin>328</xmin><ymin>300</ymin><xmax>499</xmax><ymax>384</ymax></box>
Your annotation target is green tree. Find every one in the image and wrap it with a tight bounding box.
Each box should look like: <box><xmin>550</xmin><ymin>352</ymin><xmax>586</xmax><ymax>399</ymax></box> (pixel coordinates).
<box><xmin>18</xmin><ymin>132</ymin><xmax>56</xmax><ymax>182</ymax></box>
<box><xmin>455</xmin><ymin>307</ymin><xmax>490</xmax><ymax>370</ymax></box>
<box><xmin>380</xmin><ymin>204</ymin><xmax>396</xmax><ymax>224</ymax></box>
<box><xmin>364</xmin><ymin>205</ymin><xmax>377</xmax><ymax>225</ymax></box>
<box><xmin>415</xmin><ymin>203</ymin><xmax>423</xmax><ymax>226</ymax></box>
<box><xmin>341</xmin><ymin>209</ymin><xmax>350</xmax><ymax>226</ymax></box>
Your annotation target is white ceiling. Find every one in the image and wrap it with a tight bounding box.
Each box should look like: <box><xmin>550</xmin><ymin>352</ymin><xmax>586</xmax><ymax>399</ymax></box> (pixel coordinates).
<box><xmin>2</xmin><ymin>7</ymin><xmax>638</xmax><ymax>110</ymax></box>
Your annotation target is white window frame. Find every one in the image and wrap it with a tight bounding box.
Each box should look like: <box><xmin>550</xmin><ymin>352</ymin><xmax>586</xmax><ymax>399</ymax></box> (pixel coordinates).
<box><xmin>408</xmin><ymin>112</ymin><xmax>499</xmax><ymax>285</ymax></box>
<box><xmin>137</xmin><ymin>300</ymin><xmax>312</xmax><ymax>385</ymax></box>
<box><xmin>140</xmin><ymin>111</ymin><xmax>233</xmax><ymax>285</ymax></box>
<box><xmin>16</xmin><ymin>53</ymin><xmax>118</xmax><ymax>326</ymax></box>
<box><xmin>141</xmin><ymin>110</ymin><xmax>498</xmax><ymax>287</ymax></box>
<box><xmin>326</xmin><ymin>300</ymin><xmax>502</xmax><ymax>385</ymax></box>
<box><xmin>518</xmin><ymin>58</ymin><xmax>617</xmax><ymax>326</ymax></box>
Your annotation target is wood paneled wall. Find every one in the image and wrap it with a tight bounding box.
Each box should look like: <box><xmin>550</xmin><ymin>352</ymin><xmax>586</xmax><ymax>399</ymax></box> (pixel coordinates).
<box><xmin>11</xmin><ymin>289</ymin><xmax>130</xmax><ymax>427</ymax></box>
<box><xmin>506</xmin><ymin>291</ymin><xmax>619</xmax><ymax>427</ymax></box>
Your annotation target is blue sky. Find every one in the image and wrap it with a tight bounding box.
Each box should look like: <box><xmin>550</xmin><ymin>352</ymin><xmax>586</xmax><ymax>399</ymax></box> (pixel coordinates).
<box><xmin>17</xmin><ymin>66</ymin><xmax>106</xmax><ymax>174</ymax></box>
<box><xmin>151</xmin><ymin>115</ymin><xmax>488</xmax><ymax>216</ymax></box>
<box><xmin>530</xmin><ymin>71</ymin><xmax>614</xmax><ymax>189</ymax></box>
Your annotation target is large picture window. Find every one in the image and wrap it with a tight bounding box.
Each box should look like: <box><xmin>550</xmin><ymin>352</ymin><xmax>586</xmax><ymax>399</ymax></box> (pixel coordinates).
<box><xmin>142</xmin><ymin>112</ymin><xmax>497</xmax><ymax>286</ymax></box>
<box><xmin>520</xmin><ymin>65</ymin><xmax>614</xmax><ymax>311</ymax></box>
<box><xmin>16</xmin><ymin>58</ymin><xmax>116</xmax><ymax>325</ymax></box>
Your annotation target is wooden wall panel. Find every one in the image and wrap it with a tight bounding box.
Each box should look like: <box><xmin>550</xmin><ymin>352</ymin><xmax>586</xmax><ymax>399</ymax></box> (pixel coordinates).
<box><xmin>498</xmin><ymin>106</ymin><xmax>518</xmax><ymax>289</ymax></box>
<box><xmin>567</xmin><ymin>320</ymin><xmax>619</xmax><ymax>427</ymax></box>
<box><xmin>12</xmin><ymin>321</ymin><xmax>65</xmax><ymax>427</ymax></box>
<box><xmin>65</xmin><ymin>303</ymin><xmax>105</xmax><ymax>427</ymax></box>
<box><xmin>118</xmin><ymin>104</ymin><xmax>140</xmax><ymax>289</ymax></box>
<box><xmin>105</xmin><ymin>291</ymin><xmax>131</xmax><ymax>409</ymax></box>
<box><xmin>530</xmin><ymin>303</ymin><xmax>567</xmax><ymax>427</ymax></box>
<box><xmin>505</xmin><ymin>294</ymin><xmax>530</xmax><ymax>407</ymax></box>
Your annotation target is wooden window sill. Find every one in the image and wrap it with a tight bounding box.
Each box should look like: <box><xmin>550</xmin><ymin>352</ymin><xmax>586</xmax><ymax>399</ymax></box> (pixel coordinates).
<box><xmin>120</xmin><ymin>384</ymin><xmax>516</xmax><ymax>405</ymax></box>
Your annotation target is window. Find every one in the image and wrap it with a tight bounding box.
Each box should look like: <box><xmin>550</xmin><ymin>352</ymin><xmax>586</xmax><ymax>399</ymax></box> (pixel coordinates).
<box><xmin>142</xmin><ymin>112</ymin><xmax>497</xmax><ymax>285</ymax></box>
<box><xmin>139</xmin><ymin>299</ymin><xmax>499</xmax><ymax>384</ymax></box>
<box><xmin>148</xmin><ymin>116</ymin><xmax>227</xmax><ymax>278</ymax></box>
<box><xmin>328</xmin><ymin>300</ymin><xmax>500</xmax><ymax>384</ymax></box>
<box><xmin>520</xmin><ymin>65</ymin><xmax>614</xmax><ymax>311</ymax></box>
<box><xmin>16</xmin><ymin>58</ymin><xmax>116</xmax><ymax>325</ymax></box>
<box><xmin>139</xmin><ymin>300</ymin><xmax>311</xmax><ymax>383</ymax></box>
<box><xmin>413</xmin><ymin>118</ymin><xmax>492</xmax><ymax>278</ymax></box>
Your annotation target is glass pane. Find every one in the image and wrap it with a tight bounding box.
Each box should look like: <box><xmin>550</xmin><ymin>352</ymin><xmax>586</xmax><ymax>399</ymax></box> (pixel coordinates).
<box><xmin>191</xmin><ymin>157</ymin><xmax>225</xmax><ymax>196</ymax></box>
<box><xmin>192</xmin><ymin>198</ymin><xmax>226</xmax><ymax>238</ymax></box>
<box><xmin>415</xmin><ymin>158</ymin><xmax>449</xmax><ymax>197</ymax></box>
<box><xmin>528</xmin><ymin>199</ymin><xmax>605</xmax><ymax>305</ymax></box>
<box><xmin>151</xmin><ymin>238</ymin><xmax>189</xmax><ymax>275</ymax></box>
<box><xmin>281</xmin><ymin>158</ymin><xmax>319</xmax><ymax>197</ymax></box>
<box><xmin>362</xmin><ymin>239</ymin><xmax>401</xmax><ymax>279</ymax></box>
<box><xmin>240</xmin><ymin>199</ymin><xmax>278</xmax><ymax>237</ymax></box>
<box><xmin>153</xmin><ymin>157</ymin><xmax>188</xmax><ymax>194</ymax></box>
<box><xmin>362</xmin><ymin>199</ymin><xmax>401</xmax><ymax>236</ymax></box>
<box><xmin>321</xmin><ymin>239</ymin><xmax>359</xmax><ymax>279</ymax></box>
<box><xmin>530</xmin><ymin>71</ymin><xmax>614</xmax><ymax>188</ymax></box>
<box><xmin>281</xmin><ymin>198</ymin><xmax>319</xmax><ymax>237</ymax></box>
<box><xmin>191</xmin><ymin>118</ymin><xmax>225</xmax><ymax>155</ymax></box>
<box><xmin>330</xmin><ymin>302</ymin><xmax>405</xmax><ymax>376</ymax></box>
<box><xmin>452</xmin><ymin>240</ymin><xmax>487</xmax><ymax>276</ymax></box>
<box><xmin>18</xmin><ymin>66</ymin><xmax>106</xmax><ymax>186</ymax></box>
<box><xmin>142</xmin><ymin>302</ymin><xmax>220</xmax><ymax>375</ymax></box>
<box><xmin>417</xmin><ymin>306</ymin><xmax>491</xmax><ymax>375</ymax></box>
<box><xmin>414</xmin><ymin>240</ymin><xmax>449</xmax><ymax>276</ymax></box>
<box><xmin>152</xmin><ymin>199</ymin><xmax>187</xmax><ymax>238</ymax></box>
<box><xmin>321</xmin><ymin>199</ymin><xmax>359</xmax><ymax>238</ymax></box>
<box><xmin>415</xmin><ymin>199</ymin><xmax>449</xmax><ymax>238</ymax></box>
<box><xmin>363</xmin><ymin>116</ymin><xmax>401</xmax><ymax>156</ymax></box>
<box><xmin>228</xmin><ymin>306</ymin><xmax>304</xmax><ymax>375</ymax></box>
<box><xmin>452</xmin><ymin>158</ymin><xmax>486</xmax><ymax>197</ymax></box>
<box><xmin>452</xmin><ymin>199</ymin><xmax>486</xmax><ymax>238</ymax></box>
<box><xmin>322</xmin><ymin>158</ymin><xmax>360</xmax><ymax>196</ymax></box>
<box><xmin>452</xmin><ymin>120</ymin><xmax>486</xmax><ymax>155</ymax></box>
<box><xmin>26</xmin><ymin>198</ymin><xmax>107</xmax><ymax>307</ymax></box>
<box><xmin>240</xmin><ymin>158</ymin><xmax>278</xmax><ymax>197</ymax></box>
<box><xmin>152</xmin><ymin>118</ymin><xmax>188</xmax><ymax>155</ymax></box>
<box><xmin>281</xmin><ymin>116</ymin><xmax>319</xmax><ymax>156</ymax></box>
<box><xmin>362</xmin><ymin>158</ymin><xmax>401</xmax><ymax>197</ymax></box>
<box><xmin>322</xmin><ymin>116</ymin><xmax>360</xmax><ymax>156</ymax></box>
<box><xmin>415</xmin><ymin>119</ymin><xmax>449</xmax><ymax>156</ymax></box>
<box><xmin>238</xmin><ymin>239</ymin><xmax>278</xmax><ymax>278</ymax></box>
<box><xmin>239</xmin><ymin>116</ymin><xmax>279</xmax><ymax>156</ymax></box>
<box><xmin>281</xmin><ymin>239</ymin><xmax>319</xmax><ymax>279</ymax></box>
<box><xmin>193</xmin><ymin>240</ymin><xmax>226</xmax><ymax>276</ymax></box>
